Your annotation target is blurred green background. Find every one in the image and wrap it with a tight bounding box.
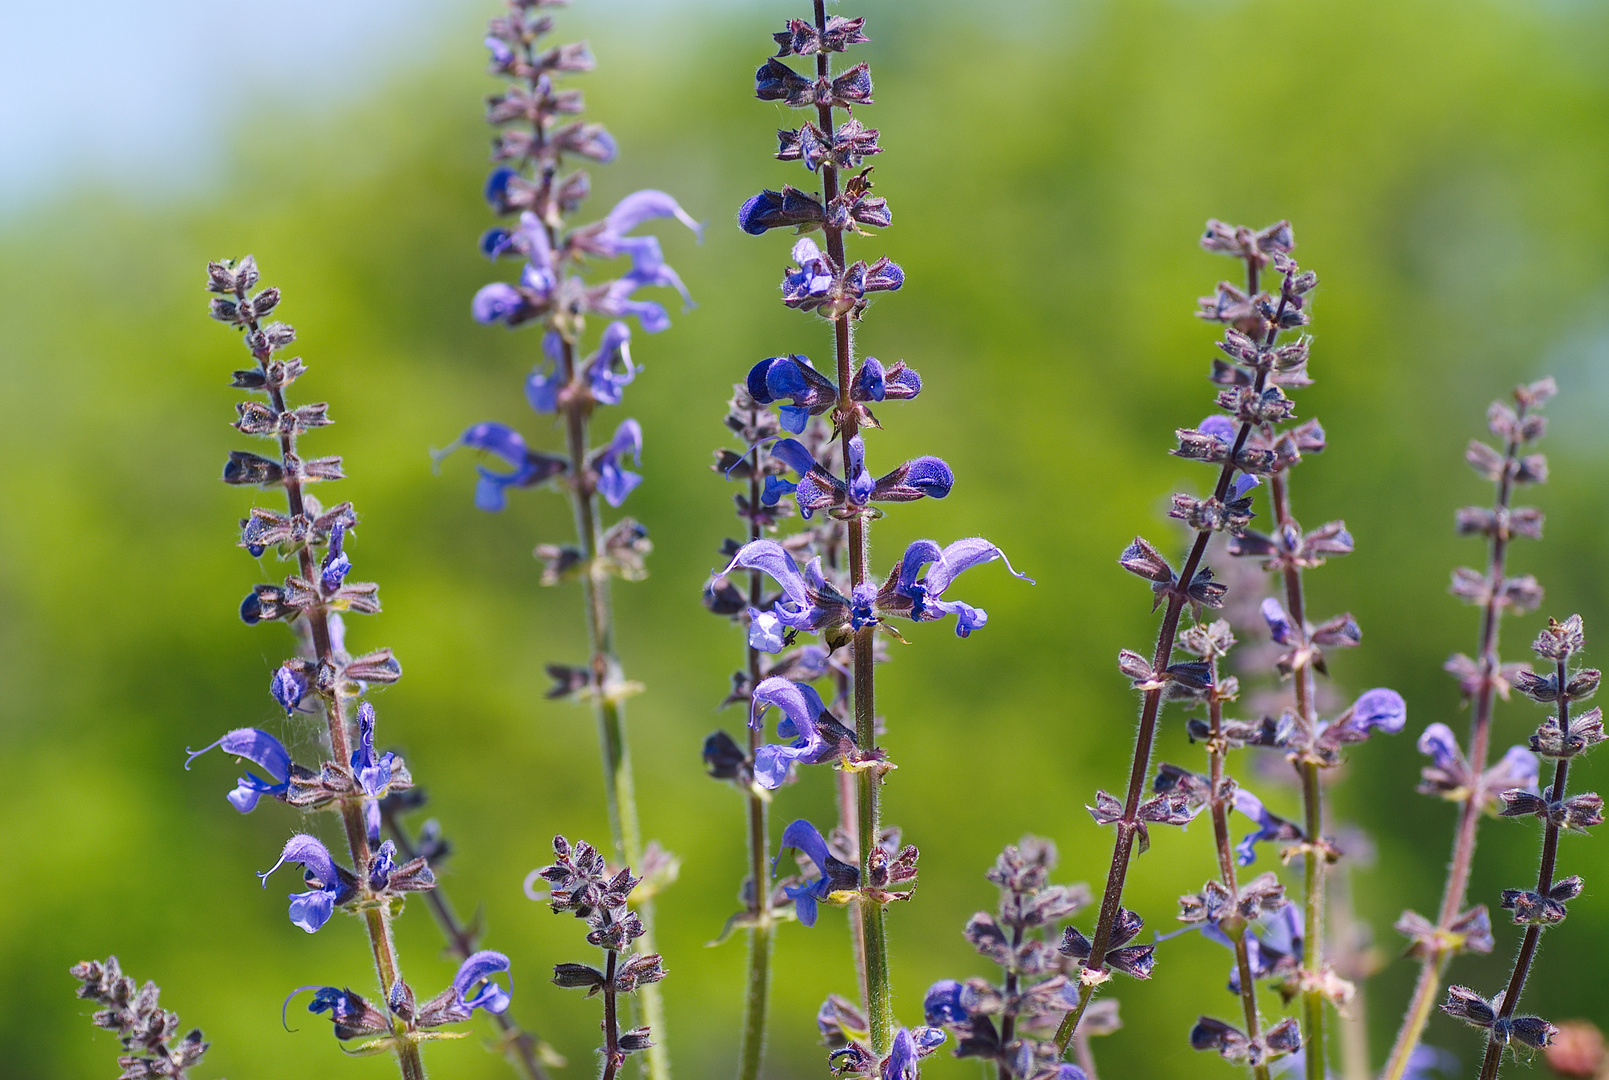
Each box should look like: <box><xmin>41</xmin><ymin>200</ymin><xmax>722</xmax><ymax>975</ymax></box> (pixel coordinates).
<box><xmin>4</xmin><ymin>0</ymin><xmax>1609</xmax><ymax>1077</ymax></box>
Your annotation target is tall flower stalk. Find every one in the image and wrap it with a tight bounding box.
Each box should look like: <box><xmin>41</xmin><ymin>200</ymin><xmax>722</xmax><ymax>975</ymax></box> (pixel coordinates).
<box><xmin>537</xmin><ymin>836</ymin><xmax>667</xmax><ymax>1080</ymax></box>
<box><xmin>1053</xmin><ymin>223</ymin><xmax>1404</xmax><ymax>1080</ymax></box>
<box><xmin>721</xmin><ymin>2</ymin><xmax>1029</xmax><ymax>1069</ymax></box>
<box><xmin>1383</xmin><ymin>380</ymin><xmax>1554</xmax><ymax>1080</ymax></box>
<box><xmin>1205</xmin><ymin>223</ymin><xmax>1396</xmax><ymax>1080</ymax></box>
<box><xmin>197</xmin><ymin>256</ymin><xmax>514</xmax><ymax>1079</ymax></box>
<box><xmin>1439</xmin><ymin>614</ymin><xmax>1602</xmax><ymax>1078</ymax></box>
<box><xmin>443</xmin><ymin>4</ymin><xmax>701</xmax><ymax>1076</ymax></box>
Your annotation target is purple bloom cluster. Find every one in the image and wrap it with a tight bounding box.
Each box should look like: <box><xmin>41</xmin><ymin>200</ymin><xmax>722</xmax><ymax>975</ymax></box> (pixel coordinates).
<box><xmin>693</xmin><ymin>5</ymin><xmax>1035</xmax><ymax>1075</ymax></box>
<box><xmin>193</xmin><ymin>257</ymin><xmax>517</xmax><ymax>1077</ymax></box>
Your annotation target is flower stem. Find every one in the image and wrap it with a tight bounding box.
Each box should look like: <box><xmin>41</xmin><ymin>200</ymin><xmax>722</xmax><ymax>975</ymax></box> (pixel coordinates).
<box><xmin>807</xmin><ymin>0</ymin><xmax>892</xmax><ymax>1053</ymax></box>
<box><xmin>382</xmin><ymin>808</ymin><xmax>555</xmax><ymax>1080</ymax></box>
<box><xmin>1266</xmin><ymin>466</ymin><xmax>1326</xmax><ymax>1080</ymax></box>
<box><xmin>1054</xmin><ymin>411</ymin><xmax>1260</xmax><ymax>1054</ymax></box>
<box><xmin>559</xmin><ymin>337</ymin><xmax>669</xmax><ymax>1080</ymax></box>
<box><xmin>736</xmin><ymin>447</ymin><xmax>773</xmax><ymax>1080</ymax></box>
<box><xmin>245</xmin><ymin>301</ymin><xmax>425</xmax><ymax>1080</ymax></box>
<box><xmin>1206</xmin><ymin>654</ymin><xmax>1271</xmax><ymax>1080</ymax></box>
<box><xmin>602</xmin><ymin>949</ymin><xmax>624</xmax><ymax>1080</ymax></box>
<box><xmin>1476</xmin><ymin>657</ymin><xmax>1570</xmax><ymax>1080</ymax></box>
<box><xmin>1381</xmin><ymin>414</ymin><xmax>1528</xmax><ymax>1080</ymax></box>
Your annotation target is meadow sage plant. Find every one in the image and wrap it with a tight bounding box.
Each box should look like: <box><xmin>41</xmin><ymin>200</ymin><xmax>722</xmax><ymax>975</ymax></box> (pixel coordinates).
<box><xmin>439</xmin><ymin>3</ymin><xmax>702</xmax><ymax>1075</ymax></box>
<box><xmin>192</xmin><ymin>257</ymin><xmax>515</xmax><ymax>1079</ymax></box>
<box><xmin>710</xmin><ymin>1</ymin><xmax>1031</xmax><ymax>1073</ymax></box>
<box><xmin>1454</xmin><ymin>613</ymin><xmax>1600</xmax><ymax>1079</ymax></box>
<box><xmin>1051</xmin><ymin>222</ymin><xmax>1406</xmax><ymax>1080</ymax></box>
<box><xmin>1383</xmin><ymin>379</ymin><xmax>1555</xmax><ymax>1079</ymax></box>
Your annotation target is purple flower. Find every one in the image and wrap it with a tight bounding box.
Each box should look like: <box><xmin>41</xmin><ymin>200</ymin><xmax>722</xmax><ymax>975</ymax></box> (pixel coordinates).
<box><xmin>451</xmin><ymin>950</ymin><xmax>512</xmax><ymax>1016</ymax></box>
<box><xmin>1418</xmin><ymin>722</ymin><xmax>1463</xmax><ymax>773</ymax></box>
<box><xmin>571</xmin><ymin>191</ymin><xmax>701</xmax><ymax>333</ymax></box>
<box><xmin>746</xmin><ymin>354</ymin><xmax>837</xmax><ymax>432</ymax></box>
<box><xmin>923</xmin><ymin>979</ymin><xmax>967</xmax><ymax>1025</ymax></box>
<box><xmin>481</xmin><ymin>211</ymin><xmax>554</xmax><ymax>273</ymax></box>
<box><xmin>185</xmin><ymin>728</ymin><xmax>292</xmax><ymax>812</ymax></box>
<box><xmin>1231</xmin><ymin>789</ymin><xmax>1304</xmax><ymax>866</ymax></box>
<box><xmin>850</xmin><ymin>356</ymin><xmax>921</xmax><ymax>403</ymax></box>
<box><xmin>441</xmin><ymin>421</ymin><xmax>568</xmax><ymax>512</ymax></box>
<box><xmin>738</xmin><ymin>185</ymin><xmax>825</xmax><ymax>235</ymax></box>
<box><xmin>1261</xmin><ymin>597</ymin><xmax>1296</xmax><ymax>646</ymax></box>
<box><xmin>526</xmin><ymin>331</ymin><xmax>566</xmax><ymax>414</ymax></box>
<box><xmin>270</xmin><ymin>663</ymin><xmax>309</xmax><ymax>715</ymax></box>
<box><xmin>718</xmin><ymin>540</ymin><xmax>844</xmax><ymax>652</ymax></box>
<box><xmin>880</xmin><ymin>538</ymin><xmax>1034</xmax><ymax>637</ymax></box>
<box><xmin>1321</xmin><ymin>687</ymin><xmax>1408</xmax><ymax>745</ymax></box>
<box><xmin>883</xmin><ymin>1026</ymin><xmax>947</xmax><ymax>1080</ymax></box>
<box><xmin>472</xmin><ymin>282</ymin><xmax>526</xmax><ymax>326</ymax></box>
<box><xmin>773</xmin><ymin>818</ymin><xmax>857</xmax><ymax>927</ymax></box>
<box><xmin>759</xmin><ymin>436</ymin><xmax>952</xmax><ymax>518</ymax></box>
<box><xmin>1200</xmin><ymin>414</ymin><xmax>1238</xmax><ymax>443</ymax></box>
<box><xmin>592</xmin><ymin>419</ymin><xmax>643</xmax><ymax>507</ymax></box>
<box><xmin>258</xmin><ymin>834</ymin><xmax>356</xmax><ymax>933</ymax></box>
<box><xmin>1204</xmin><ymin>902</ymin><xmax>1302</xmax><ymax>992</ymax></box>
<box><xmin>320</xmin><ymin>523</ymin><xmax>351</xmax><ymax>593</ymax></box>
<box><xmin>351</xmin><ymin>702</ymin><xmax>400</xmax><ymax>842</ymax></box>
<box><xmin>584</xmin><ymin>321</ymin><xmax>637</xmax><ymax>405</ymax></box>
<box><xmin>780</xmin><ymin>236</ymin><xmax>904</xmax><ymax>315</ymax></box>
<box><xmin>749</xmin><ymin>677</ymin><xmax>853</xmax><ymax>789</ymax></box>
<box><xmin>783</xmin><ymin>237</ymin><xmax>836</xmax><ymax>308</ymax></box>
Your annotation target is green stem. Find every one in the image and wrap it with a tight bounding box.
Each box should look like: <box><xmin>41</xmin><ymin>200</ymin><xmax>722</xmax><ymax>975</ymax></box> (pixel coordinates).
<box><xmin>1381</xmin><ymin>412</ymin><xmax>1527</xmax><ymax>1080</ymax></box>
<box><xmin>246</xmin><ymin>302</ymin><xmax>424</xmax><ymax>1080</ymax></box>
<box><xmin>806</xmin><ymin>0</ymin><xmax>891</xmax><ymax>1052</ymax></box>
<box><xmin>561</xmin><ymin>338</ymin><xmax>669</xmax><ymax>1080</ymax></box>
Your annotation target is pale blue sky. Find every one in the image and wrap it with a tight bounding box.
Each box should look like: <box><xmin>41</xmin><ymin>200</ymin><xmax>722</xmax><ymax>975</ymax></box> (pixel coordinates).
<box><xmin>0</xmin><ymin>0</ymin><xmax>762</xmax><ymax>215</ymax></box>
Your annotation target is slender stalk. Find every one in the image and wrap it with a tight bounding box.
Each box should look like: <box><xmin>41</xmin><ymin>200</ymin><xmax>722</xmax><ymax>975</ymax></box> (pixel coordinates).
<box><xmin>1382</xmin><ymin>414</ymin><xmax>1528</xmax><ymax>1080</ymax></box>
<box><xmin>1477</xmin><ymin>657</ymin><xmax>1570</xmax><ymax>1080</ymax></box>
<box><xmin>1206</xmin><ymin>654</ymin><xmax>1271</xmax><ymax>1080</ymax></box>
<box><xmin>602</xmin><ymin>949</ymin><xmax>624</xmax><ymax>1080</ymax></box>
<box><xmin>995</xmin><ymin>922</ymin><xmax>1029</xmax><ymax>1080</ymax></box>
<box><xmin>827</xmin><ymin>537</ymin><xmax>869</xmax><ymax>1009</ymax></box>
<box><xmin>1054</xmin><ymin>405</ymin><xmax>1262</xmax><ymax>1053</ymax></box>
<box><xmin>243</xmin><ymin>300</ymin><xmax>424</xmax><ymax>1080</ymax></box>
<box><xmin>1266</xmin><ymin>467</ymin><xmax>1326</xmax><ymax>1080</ymax></box>
<box><xmin>557</xmin><ymin>335</ymin><xmax>668</xmax><ymax>1080</ymax></box>
<box><xmin>736</xmin><ymin>434</ymin><xmax>774</xmax><ymax>1080</ymax></box>
<box><xmin>798</xmin><ymin>0</ymin><xmax>893</xmax><ymax>1052</ymax></box>
<box><xmin>382</xmin><ymin>808</ymin><xmax>554</xmax><ymax>1080</ymax></box>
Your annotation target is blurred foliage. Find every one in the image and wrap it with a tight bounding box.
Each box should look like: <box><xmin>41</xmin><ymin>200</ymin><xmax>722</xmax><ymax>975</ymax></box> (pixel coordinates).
<box><xmin>4</xmin><ymin>0</ymin><xmax>1609</xmax><ymax>1077</ymax></box>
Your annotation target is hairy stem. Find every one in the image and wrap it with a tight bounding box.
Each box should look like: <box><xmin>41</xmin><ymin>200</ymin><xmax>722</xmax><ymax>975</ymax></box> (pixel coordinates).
<box><xmin>1054</xmin><ymin>403</ymin><xmax>1263</xmax><ymax>1053</ymax></box>
<box><xmin>559</xmin><ymin>336</ymin><xmax>668</xmax><ymax>1080</ymax></box>
<box><xmin>602</xmin><ymin>949</ymin><xmax>623</xmax><ymax>1080</ymax></box>
<box><xmin>807</xmin><ymin>0</ymin><xmax>891</xmax><ymax>1052</ymax></box>
<box><xmin>244</xmin><ymin>301</ymin><xmax>424</xmax><ymax>1080</ymax></box>
<box><xmin>1266</xmin><ymin>467</ymin><xmax>1326</xmax><ymax>1080</ymax></box>
<box><xmin>736</xmin><ymin>445</ymin><xmax>774</xmax><ymax>1080</ymax></box>
<box><xmin>382</xmin><ymin>808</ymin><xmax>554</xmax><ymax>1080</ymax></box>
<box><xmin>1207</xmin><ymin>655</ymin><xmax>1271</xmax><ymax>1080</ymax></box>
<box><xmin>1477</xmin><ymin>658</ymin><xmax>1570</xmax><ymax>1080</ymax></box>
<box><xmin>828</xmin><ymin>539</ymin><xmax>869</xmax><ymax>1008</ymax></box>
<box><xmin>1382</xmin><ymin>415</ymin><xmax>1527</xmax><ymax>1080</ymax></box>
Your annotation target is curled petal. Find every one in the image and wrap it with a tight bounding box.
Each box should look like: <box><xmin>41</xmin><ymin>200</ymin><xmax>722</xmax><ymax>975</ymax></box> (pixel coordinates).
<box><xmin>453</xmin><ymin>950</ymin><xmax>513</xmax><ymax>1015</ymax></box>
<box><xmin>606</xmin><ymin>190</ymin><xmax>703</xmax><ymax>243</ymax></box>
